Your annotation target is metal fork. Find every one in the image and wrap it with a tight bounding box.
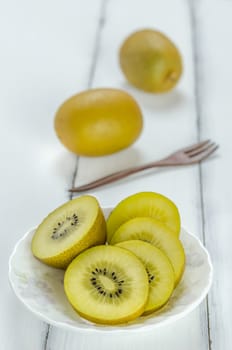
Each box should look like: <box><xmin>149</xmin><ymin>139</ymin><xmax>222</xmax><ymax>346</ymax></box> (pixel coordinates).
<box><xmin>69</xmin><ymin>140</ymin><xmax>219</xmax><ymax>193</ymax></box>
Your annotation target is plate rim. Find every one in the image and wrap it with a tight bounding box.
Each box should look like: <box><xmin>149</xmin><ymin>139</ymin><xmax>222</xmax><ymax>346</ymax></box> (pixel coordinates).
<box><xmin>8</xmin><ymin>212</ymin><xmax>213</xmax><ymax>334</ymax></box>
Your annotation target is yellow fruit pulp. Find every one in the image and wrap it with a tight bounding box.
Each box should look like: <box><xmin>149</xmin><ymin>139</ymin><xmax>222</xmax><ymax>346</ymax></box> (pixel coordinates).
<box><xmin>31</xmin><ymin>195</ymin><xmax>106</xmax><ymax>269</ymax></box>
<box><xmin>116</xmin><ymin>240</ymin><xmax>175</xmax><ymax>314</ymax></box>
<box><xmin>120</xmin><ymin>29</ymin><xmax>183</xmax><ymax>93</ymax></box>
<box><xmin>111</xmin><ymin>217</ymin><xmax>185</xmax><ymax>285</ymax></box>
<box><xmin>64</xmin><ymin>245</ymin><xmax>149</xmax><ymax>324</ymax></box>
<box><xmin>54</xmin><ymin>88</ymin><xmax>143</xmax><ymax>156</ymax></box>
<box><xmin>106</xmin><ymin>192</ymin><xmax>181</xmax><ymax>242</ymax></box>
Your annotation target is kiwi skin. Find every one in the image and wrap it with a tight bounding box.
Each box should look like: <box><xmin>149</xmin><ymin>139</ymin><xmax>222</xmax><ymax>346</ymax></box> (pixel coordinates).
<box><xmin>119</xmin><ymin>29</ymin><xmax>182</xmax><ymax>93</ymax></box>
<box><xmin>73</xmin><ymin>297</ymin><xmax>147</xmax><ymax>325</ymax></box>
<box><xmin>33</xmin><ymin>207</ymin><xmax>106</xmax><ymax>269</ymax></box>
<box><xmin>76</xmin><ymin>306</ymin><xmax>145</xmax><ymax>325</ymax></box>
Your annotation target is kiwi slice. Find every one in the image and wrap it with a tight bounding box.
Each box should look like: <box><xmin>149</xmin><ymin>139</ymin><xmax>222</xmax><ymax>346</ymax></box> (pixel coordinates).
<box><xmin>111</xmin><ymin>217</ymin><xmax>185</xmax><ymax>285</ymax></box>
<box><xmin>64</xmin><ymin>245</ymin><xmax>149</xmax><ymax>324</ymax></box>
<box><xmin>116</xmin><ymin>240</ymin><xmax>174</xmax><ymax>315</ymax></box>
<box><xmin>106</xmin><ymin>192</ymin><xmax>181</xmax><ymax>242</ymax></box>
<box><xmin>31</xmin><ymin>195</ymin><xmax>106</xmax><ymax>269</ymax></box>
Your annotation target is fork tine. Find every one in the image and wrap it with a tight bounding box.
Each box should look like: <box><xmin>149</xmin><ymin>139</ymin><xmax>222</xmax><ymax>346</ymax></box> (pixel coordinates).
<box><xmin>187</xmin><ymin>141</ymin><xmax>216</xmax><ymax>157</ymax></box>
<box><xmin>190</xmin><ymin>144</ymin><xmax>219</xmax><ymax>162</ymax></box>
<box><xmin>183</xmin><ymin>139</ymin><xmax>211</xmax><ymax>153</ymax></box>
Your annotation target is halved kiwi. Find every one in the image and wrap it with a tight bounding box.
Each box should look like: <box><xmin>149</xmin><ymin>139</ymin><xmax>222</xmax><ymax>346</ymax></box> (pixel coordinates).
<box><xmin>64</xmin><ymin>245</ymin><xmax>149</xmax><ymax>324</ymax></box>
<box><xmin>111</xmin><ymin>217</ymin><xmax>185</xmax><ymax>285</ymax></box>
<box><xmin>106</xmin><ymin>192</ymin><xmax>181</xmax><ymax>242</ymax></box>
<box><xmin>116</xmin><ymin>240</ymin><xmax>175</xmax><ymax>315</ymax></box>
<box><xmin>31</xmin><ymin>195</ymin><xmax>106</xmax><ymax>269</ymax></box>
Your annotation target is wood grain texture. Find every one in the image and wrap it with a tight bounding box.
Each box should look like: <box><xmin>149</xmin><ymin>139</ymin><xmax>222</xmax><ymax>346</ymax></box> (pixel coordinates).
<box><xmin>43</xmin><ymin>312</ymin><xmax>209</xmax><ymax>350</ymax></box>
<box><xmin>193</xmin><ymin>0</ymin><xmax>232</xmax><ymax>349</ymax></box>
<box><xmin>0</xmin><ymin>0</ymin><xmax>103</xmax><ymax>349</ymax></box>
<box><xmin>67</xmin><ymin>0</ymin><xmax>210</xmax><ymax>348</ymax></box>
<box><xmin>75</xmin><ymin>0</ymin><xmax>201</xmax><ymax>234</ymax></box>
<box><xmin>3</xmin><ymin>0</ymin><xmax>231</xmax><ymax>348</ymax></box>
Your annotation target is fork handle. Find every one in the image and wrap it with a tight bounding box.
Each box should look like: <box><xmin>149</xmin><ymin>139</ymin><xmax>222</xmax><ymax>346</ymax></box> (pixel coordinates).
<box><xmin>69</xmin><ymin>158</ymin><xmax>174</xmax><ymax>192</ymax></box>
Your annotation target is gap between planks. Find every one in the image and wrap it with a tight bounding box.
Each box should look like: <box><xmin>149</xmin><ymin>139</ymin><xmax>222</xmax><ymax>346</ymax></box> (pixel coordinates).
<box><xmin>43</xmin><ymin>1</ymin><xmax>212</xmax><ymax>349</ymax></box>
<box><xmin>188</xmin><ymin>0</ymin><xmax>212</xmax><ymax>349</ymax></box>
<box><xmin>69</xmin><ymin>0</ymin><xmax>108</xmax><ymax>202</ymax></box>
<box><xmin>43</xmin><ymin>1</ymin><xmax>108</xmax><ymax>349</ymax></box>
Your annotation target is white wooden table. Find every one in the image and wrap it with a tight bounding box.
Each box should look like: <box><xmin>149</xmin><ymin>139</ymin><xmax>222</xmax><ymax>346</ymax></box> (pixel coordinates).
<box><xmin>1</xmin><ymin>0</ymin><xmax>231</xmax><ymax>348</ymax></box>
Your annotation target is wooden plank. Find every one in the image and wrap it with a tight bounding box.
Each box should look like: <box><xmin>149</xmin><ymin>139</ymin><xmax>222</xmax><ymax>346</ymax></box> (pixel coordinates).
<box><xmin>45</xmin><ymin>311</ymin><xmax>208</xmax><ymax>350</ymax></box>
<box><xmin>64</xmin><ymin>0</ymin><xmax>210</xmax><ymax>348</ymax></box>
<box><xmin>75</xmin><ymin>0</ymin><xmax>201</xmax><ymax>235</ymax></box>
<box><xmin>192</xmin><ymin>0</ymin><xmax>232</xmax><ymax>349</ymax></box>
<box><xmin>0</xmin><ymin>0</ymin><xmax>103</xmax><ymax>348</ymax></box>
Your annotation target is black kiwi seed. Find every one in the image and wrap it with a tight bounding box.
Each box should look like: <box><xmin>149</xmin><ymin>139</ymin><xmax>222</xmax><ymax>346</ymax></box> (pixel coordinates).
<box><xmin>146</xmin><ymin>267</ymin><xmax>155</xmax><ymax>283</ymax></box>
<box><xmin>149</xmin><ymin>275</ymin><xmax>155</xmax><ymax>283</ymax></box>
<box><xmin>89</xmin><ymin>268</ymin><xmax>126</xmax><ymax>298</ymax></box>
<box><xmin>51</xmin><ymin>213</ymin><xmax>79</xmax><ymax>240</ymax></box>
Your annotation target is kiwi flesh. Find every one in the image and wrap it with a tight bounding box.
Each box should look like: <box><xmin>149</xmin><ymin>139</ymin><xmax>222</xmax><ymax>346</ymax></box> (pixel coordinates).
<box><xmin>111</xmin><ymin>217</ymin><xmax>185</xmax><ymax>285</ymax></box>
<box><xmin>106</xmin><ymin>192</ymin><xmax>181</xmax><ymax>242</ymax></box>
<box><xmin>31</xmin><ymin>195</ymin><xmax>106</xmax><ymax>269</ymax></box>
<box><xmin>64</xmin><ymin>245</ymin><xmax>149</xmax><ymax>324</ymax></box>
<box><xmin>116</xmin><ymin>240</ymin><xmax>175</xmax><ymax>315</ymax></box>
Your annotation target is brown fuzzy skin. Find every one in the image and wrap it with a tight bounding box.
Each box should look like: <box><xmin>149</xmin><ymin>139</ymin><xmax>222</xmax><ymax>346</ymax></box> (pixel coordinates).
<box><xmin>35</xmin><ymin>208</ymin><xmax>106</xmax><ymax>269</ymax></box>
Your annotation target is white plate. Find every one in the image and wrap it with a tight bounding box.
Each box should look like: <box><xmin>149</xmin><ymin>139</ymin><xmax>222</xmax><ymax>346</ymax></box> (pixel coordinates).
<box><xmin>8</xmin><ymin>207</ymin><xmax>213</xmax><ymax>334</ymax></box>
